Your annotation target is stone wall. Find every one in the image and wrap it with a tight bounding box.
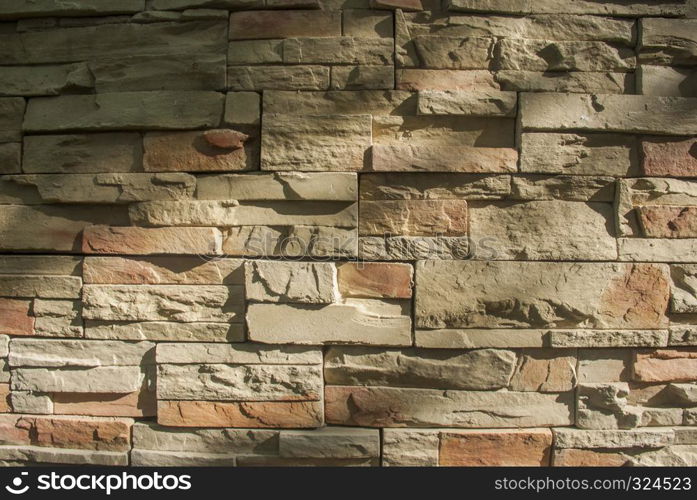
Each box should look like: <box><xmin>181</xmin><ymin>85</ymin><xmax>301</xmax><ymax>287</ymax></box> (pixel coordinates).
<box><xmin>0</xmin><ymin>0</ymin><xmax>696</xmax><ymax>466</ymax></box>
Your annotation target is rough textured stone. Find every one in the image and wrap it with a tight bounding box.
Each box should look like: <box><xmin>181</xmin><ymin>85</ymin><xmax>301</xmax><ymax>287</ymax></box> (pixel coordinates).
<box><xmin>247</xmin><ymin>300</ymin><xmax>411</xmax><ymax>346</ymax></box>
<box><xmin>129</xmin><ymin>200</ymin><xmax>357</xmax><ymax>228</ymax></box>
<box><xmin>229</xmin><ymin>10</ymin><xmax>341</xmax><ymax>39</ymax></box>
<box><xmin>445</xmin><ymin>0</ymin><xmax>687</xmax><ymax>16</ymax></box>
<box><xmin>358</xmin><ymin>235</ymin><xmax>470</xmax><ymax>260</ymax></box>
<box><xmin>496</xmin><ymin>70</ymin><xmax>632</xmax><ymax>93</ymax></box>
<box><xmin>83</xmin><ymin>256</ymin><xmax>243</xmax><ymax>285</ymax></box>
<box><xmin>261</xmin><ymin>114</ymin><xmax>371</xmax><ymax>171</ymax></box>
<box><xmin>633</xmin><ymin>349</ymin><xmax>697</xmax><ymax>382</ymax></box>
<box><xmin>0</xmin><ymin>21</ymin><xmax>227</xmax><ymax>64</ymax></box>
<box><xmin>343</xmin><ymin>9</ymin><xmax>394</xmax><ymax>38</ymax></box>
<box><xmin>0</xmin><ymin>414</ymin><xmax>132</xmax><ymax>451</ymax></box>
<box><xmin>520</xmin><ymin>133</ymin><xmax>638</xmax><ymax>176</ymax></box>
<box><xmin>509</xmin><ymin>349</ymin><xmax>577</xmax><ymax>392</ymax></box>
<box><xmin>0</xmin><ymin>1</ymin><xmax>144</xmax><ymax>19</ymax></box>
<box><xmin>1</xmin><ymin>173</ymin><xmax>196</xmax><ymax>204</ymax></box>
<box><xmin>0</xmin><ymin>98</ymin><xmax>24</xmax><ymax>142</ymax></box>
<box><xmin>417</xmin><ymin>90</ymin><xmax>516</xmax><ymax>117</ymax></box>
<box><xmin>0</xmin><ymin>299</ymin><xmax>34</xmax><ymax>336</ymax></box>
<box><xmin>197</xmin><ymin>172</ymin><xmax>357</xmax><ymax>201</ymax></box>
<box><xmin>550</xmin><ymin>330</ymin><xmax>669</xmax><ymax>348</ymax></box>
<box><xmin>619</xmin><ymin>238</ymin><xmax>697</xmax><ymax>262</ymax></box>
<box><xmin>497</xmin><ymin>39</ymin><xmax>635</xmax><ymax>72</ymax></box>
<box><xmin>85</xmin><ymin>321</ymin><xmax>244</xmax><ymax>342</ymax></box>
<box><xmin>330</xmin><ymin>65</ymin><xmax>394</xmax><ymax>90</ymax></box>
<box><xmin>224</xmin><ymin>92</ymin><xmax>260</xmax><ymax>126</ymax></box>
<box><xmin>360</xmin><ymin>173</ymin><xmax>511</xmax><ymax>201</ymax></box>
<box><xmin>263</xmin><ymin>90</ymin><xmax>415</xmax><ymax>116</ymax></box>
<box><xmin>82</xmin><ymin>284</ymin><xmax>243</xmax><ymax>322</ymax></box>
<box><xmin>553</xmin><ymin>428</ymin><xmax>674</xmax><ymax>449</ymax></box>
<box><xmin>641</xmin><ymin>137</ymin><xmax>697</xmax><ymax>177</ymax></box>
<box><xmin>82</xmin><ymin>226</ymin><xmax>223</xmax><ymax>256</ymax></box>
<box><xmin>382</xmin><ymin>429</ymin><xmax>439</xmax><ymax>466</ymax></box>
<box><xmin>639</xmin><ymin>18</ymin><xmax>697</xmax><ymax>66</ymax></box>
<box><xmin>0</xmin><ymin>276</ymin><xmax>81</xmax><ymax>299</ymax></box>
<box><xmin>157</xmin><ymin>364</ymin><xmax>322</xmax><ymax>401</ymax></box>
<box><xmin>245</xmin><ymin>261</ymin><xmax>337</xmax><ymax>304</ymax></box>
<box><xmin>23</xmin><ymin>92</ymin><xmax>224</xmax><ymax>132</ymax></box>
<box><xmin>228</xmin><ymin>65</ymin><xmax>330</xmax><ymax>91</ymax></box>
<box><xmin>638</xmin><ymin>65</ymin><xmax>697</xmax><ymax>97</ymax></box>
<box><xmin>325</xmin><ymin>347</ymin><xmax>516</xmax><ymax>390</ymax></box>
<box><xmin>360</xmin><ymin>200</ymin><xmax>468</xmax><ymax>236</ymax></box>
<box><xmin>143</xmin><ymin>129</ymin><xmax>254</xmax><ymax>172</ymax></box>
<box><xmin>520</xmin><ymin>94</ymin><xmax>697</xmax><ymax>135</ymax></box>
<box><xmin>371</xmin><ymin>144</ymin><xmax>517</xmax><ymax>173</ymax></box>
<box><xmin>22</xmin><ymin>133</ymin><xmax>142</xmax><ymax>174</ymax></box>
<box><xmin>279</xmin><ymin>427</ymin><xmax>379</xmax><ymax>459</ymax></box>
<box><xmin>326</xmin><ymin>386</ymin><xmax>573</xmax><ymax>427</ymax></box>
<box><xmin>469</xmin><ymin>201</ymin><xmax>617</xmax><ymax>260</ymax></box>
<box><xmin>0</xmin><ymin>143</ymin><xmax>20</xmax><ymax>174</ymax></box>
<box><xmin>337</xmin><ymin>262</ymin><xmax>412</xmax><ymax>299</ymax></box>
<box><xmin>223</xmin><ymin>225</ymin><xmax>357</xmax><ymax>259</ymax></box>
<box><xmin>9</xmin><ymin>339</ymin><xmax>153</xmax><ymax>368</ymax></box>
<box><xmin>415</xmin><ymin>329</ymin><xmax>546</xmax><ymax>348</ymax></box>
<box><xmin>415</xmin><ymin>261</ymin><xmax>670</xmax><ymax>329</ymax></box>
<box><xmin>0</xmin><ymin>63</ymin><xmax>93</xmax><ymax>96</ymax></box>
<box><xmin>397</xmin><ymin>69</ymin><xmax>498</xmax><ymax>91</ymax></box>
<box><xmin>577</xmin><ymin>383</ymin><xmax>643</xmax><ymax>429</ymax></box>
<box><xmin>440</xmin><ymin>429</ymin><xmax>552</xmax><ymax>466</ymax></box>
<box><xmin>637</xmin><ymin>206</ymin><xmax>697</xmax><ymax>238</ymax></box>
<box><xmin>11</xmin><ymin>367</ymin><xmax>144</xmax><ymax>393</ymax></box>
<box><xmin>91</xmin><ymin>54</ymin><xmax>225</xmax><ymax>92</ymax></box>
<box><xmin>158</xmin><ymin>400</ymin><xmax>323</xmax><ymax>428</ymax></box>
<box><xmin>510</xmin><ymin>175</ymin><xmax>615</xmax><ymax>202</ymax></box>
<box><xmin>156</xmin><ymin>343</ymin><xmax>320</xmax><ymax>365</ymax></box>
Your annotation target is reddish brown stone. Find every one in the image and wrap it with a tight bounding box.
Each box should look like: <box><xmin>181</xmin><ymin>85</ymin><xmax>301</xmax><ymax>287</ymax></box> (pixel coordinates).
<box><xmin>599</xmin><ymin>263</ymin><xmax>670</xmax><ymax>330</ymax></box>
<box><xmin>143</xmin><ymin>130</ymin><xmax>256</xmax><ymax>172</ymax></box>
<box><xmin>439</xmin><ymin>429</ymin><xmax>552</xmax><ymax>466</ymax></box>
<box><xmin>641</xmin><ymin>137</ymin><xmax>697</xmax><ymax>177</ymax></box>
<box><xmin>83</xmin><ymin>256</ymin><xmax>242</xmax><ymax>285</ymax></box>
<box><xmin>338</xmin><ymin>262</ymin><xmax>413</xmax><ymax>299</ymax></box>
<box><xmin>0</xmin><ymin>414</ymin><xmax>132</xmax><ymax>451</ymax></box>
<box><xmin>554</xmin><ymin>449</ymin><xmax>629</xmax><ymax>466</ymax></box>
<box><xmin>82</xmin><ymin>225</ymin><xmax>222</xmax><ymax>255</ymax></box>
<box><xmin>157</xmin><ymin>400</ymin><xmax>323</xmax><ymax>428</ymax></box>
<box><xmin>229</xmin><ymin>10</ymin><xmax>341</xmax><ymax>40</ymax></box>
<box><xmin>397</xmin><ymin>70</ymin><xmax>498</xmax><ymax>91</ymax></box>
<box><xmin>359</xmin><ymin>200</ymin><xmax>468</xmax><ymax>236</ymax></box>
<box><xmin>637</xmin><ymin>206</ymin><xmax>697</xmax><ymax>238</ymax></box>
<box><xmin>509</xmin><ymin>349</ymin><xmax>577</xmax><ymax>392</ymax></box>
<box><xmin>633</xmin><ymin>348</ymin><xmax>697</xmax><ymax>382</ymax></box>
<box><xmin>0</xmin><ymin>298</ymin><xmax>34</xmax><ymax>336</ymax></box>
<box><xmin>203</xmin><ymin>129</ymin><xmax>248</xmax><ymax>150</ymax></box>
<box><xmin>0</xmin><ymin>384</ymin><xmax>10</xmax><ymax>413</ymax></box>
<box><xmin>52</xmin><ymin>391</ymin><xmax>156</xmax><ymax>418</ymax></box>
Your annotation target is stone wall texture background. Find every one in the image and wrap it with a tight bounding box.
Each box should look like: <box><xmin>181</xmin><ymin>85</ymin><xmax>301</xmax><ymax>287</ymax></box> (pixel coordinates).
<box><xmin>0</xmin><ymin>0</ymin><xmax>696</xmax><ymax>467</ymax></box>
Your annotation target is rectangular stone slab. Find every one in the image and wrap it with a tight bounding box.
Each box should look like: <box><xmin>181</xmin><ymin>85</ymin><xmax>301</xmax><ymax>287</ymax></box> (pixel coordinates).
<box><xmin>415</xmin><ymin>261</ymin><xmax>670</xmax><ymax>329</ymax></box>
<box><xmin>23</xmin><ymin>92</ymin><xmax>224</xmax><ymax>132</ymax></box>
<box><xmin>247</xmin><ymin>300</ymin><xmax>412</xmax><ymax>346</ymax></box>
<box><xmin>157</xmin><ymin>364</ymin><xmax>322</xmax><ymax>401</ymax></box>
<box><xmin>520</xmin><ymin>94</ymin><xmax>697</xmax><ymax>135</ymax></box>
<box><xmin>325</xmin><ymin>386</ymin><xmax>573</xmax><ymax>427</ymax></box>
<box><xmin>82</xmin><ymin>285</ymin><xmax>244</xmax><ymax>322</ymax></box>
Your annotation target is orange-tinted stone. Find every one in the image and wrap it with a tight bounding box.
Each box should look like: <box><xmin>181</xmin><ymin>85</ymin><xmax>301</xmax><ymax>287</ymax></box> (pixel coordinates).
<box><xmin>52</xmin><ymin>391</ymin><xmax>156</xmax><ymax>417</ymax></box>
<box><xmin>359</xmin><ymin>200</ymin><xmax>468</xmax><ymax>236</ymax></box>
<box><xmin>82</xmin><ymin>225</ymin><xmax>222</xmax><ymax>255</ymax></box>
<box><xmin>637</xmin><ymin>206</ymin><xmax>697</xmax><ymax>238</ymax></box>
<box><xmin>157</xmin><ymin>400</ymin><xmax>323</xmax><ymax>428</ymax></box>
<box><xmin>633</xmin><ymin>348</ymin><xmax>697</xmax><ymax>382</ymax></box>
<box><xmin>439</xmin><ymin>429</ymin><xmax>553</xmax><ymax>466</ymax></box>
<box><xmin>0</xmin><ymin>384</ymin><xmax>10</xmax><ymax>413</ymax></box>
<box><xmin>641</xmin><ymin>137</ymin><xmax>697</xmax><ymax>177</ymax></box>
<box><xmin>0</xmin><ymin>298</ymin><xmax>34</xmax><ymax>336</ymax></box>
<box><xmin>553</xmin><ymin>448</ymin><xmax>629</xmax><ymax>466</ymax></box>
<box><xmin>338</xmin><ymin>262</ymin><xmax>413</xmax><ymax>299</ymax></box>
